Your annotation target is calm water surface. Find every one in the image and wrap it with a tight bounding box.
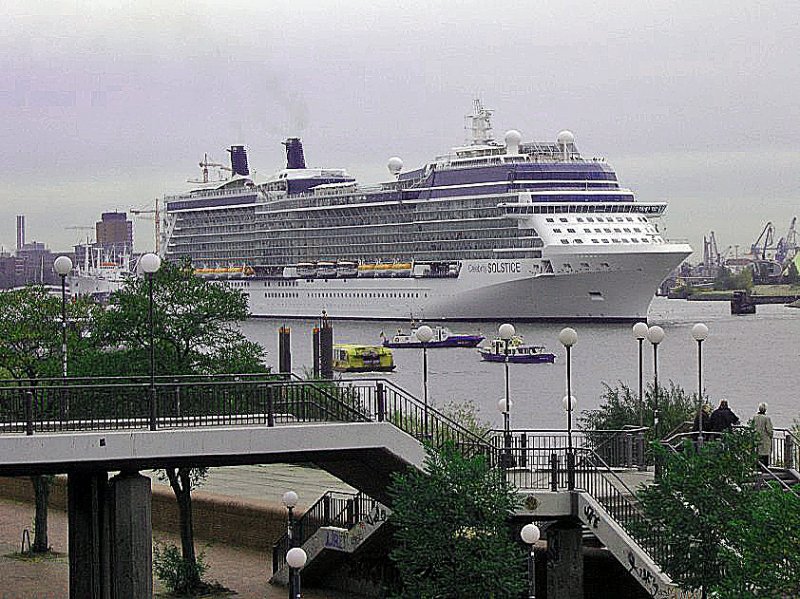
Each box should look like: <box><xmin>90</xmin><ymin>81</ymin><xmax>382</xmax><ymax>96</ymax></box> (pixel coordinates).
<box><xmin>240</xmin><ymin>297</ymin><xmax>800</xmax><ymax>429</ymax></box>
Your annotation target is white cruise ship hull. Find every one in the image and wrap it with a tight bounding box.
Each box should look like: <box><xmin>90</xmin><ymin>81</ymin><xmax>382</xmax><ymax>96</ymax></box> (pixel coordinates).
<box><xmin>236</xmin><ymin>243</ymin><xmax>691</xmax><ymax>322</ymax></box>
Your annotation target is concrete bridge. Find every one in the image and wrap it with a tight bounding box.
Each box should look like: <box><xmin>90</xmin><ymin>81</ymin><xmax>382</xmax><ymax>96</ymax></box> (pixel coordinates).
<box><xmin>0</xmin><ymin>375</ymin><xmax>796</xmax><ymax>598</ymax></box>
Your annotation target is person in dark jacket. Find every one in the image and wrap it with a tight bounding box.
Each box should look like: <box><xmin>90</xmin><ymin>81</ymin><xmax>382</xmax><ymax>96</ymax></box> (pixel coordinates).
<box><xmin>709</xmin><ymin>399</ymin><xmax>740</xmax><ymax>433</ymax></box>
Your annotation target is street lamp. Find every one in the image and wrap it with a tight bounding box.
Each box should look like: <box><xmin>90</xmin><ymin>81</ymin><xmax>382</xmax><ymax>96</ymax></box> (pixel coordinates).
<box><xmin>646</xmin><ymin>325</ymin><xmax>665</xmax><ymax>436</ymax></box>
<box><xmin>140</xmin><ymin>253</ymin><xmax>161</xmax><ymax>431</ymax></box>
<box><xmin>520</xmin><ymin>523</ymin><xmax>541</xmax><ymax>598</ymax></box>
<box><xmin>499</xmin><ymin>323</ymin><xmax>515</xmax><ymax>466</ymax></box>
<box><xmin>416</xmin><ymin>324</ymin><xmax>434</xmax><ymax>439</ymax></box>
<box><xmin>558</xmin><ymin>327</ymin><xmax>577</xmax><ymax>490</ymax></box>
<box><xmin>692</xmin><ymin>323</ymin><xmax>709</xmax><ymax>447</ymax></box>
<box><xmin>53</xmin><ymin>256</ymin><xmax>73</xmax><ymax>379</ymax></box>
<box><xmin>285</xmin><ymin>546</ymin><xmax>307</xmax><ymax>599</ymax></box>
<box><xmin>497</xmin><ymin>397</ymin><xmax>514</xmax><ymax>468</ymax></box>
<box><xmin>632</xmin><ymin>322</ymin><xmax>648</xmax><ymax>427</ymax></box>
<box><xmin>282</xmin><ymin>490</ymin><xmax>299</xmax><ymax>599</ymax></box>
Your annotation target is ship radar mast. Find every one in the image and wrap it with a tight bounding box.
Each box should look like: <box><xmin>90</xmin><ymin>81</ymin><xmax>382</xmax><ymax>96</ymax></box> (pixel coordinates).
<box><xmin>465</xmin><ymin>98</ymin><xmax>494</xmax><ymax>146</ymax></box>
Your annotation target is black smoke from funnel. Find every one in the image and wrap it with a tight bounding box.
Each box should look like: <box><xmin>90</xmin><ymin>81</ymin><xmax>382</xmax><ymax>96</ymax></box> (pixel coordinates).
<box><xmin>228</xmin><ymin>145</ymin><xmax>250</xmax><ymax>176</ymax></box>
<box><xmin>283</xmin><ymin>138</ymin><xmax>306</xmax><ymax>169</ymax></box>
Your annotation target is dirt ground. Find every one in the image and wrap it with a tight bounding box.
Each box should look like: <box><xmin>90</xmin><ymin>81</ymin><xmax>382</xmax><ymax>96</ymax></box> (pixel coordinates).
<box><xmin>0</xmin><ymin>498</ymin><xmax>354</xmax><ymax>598</ymax></box>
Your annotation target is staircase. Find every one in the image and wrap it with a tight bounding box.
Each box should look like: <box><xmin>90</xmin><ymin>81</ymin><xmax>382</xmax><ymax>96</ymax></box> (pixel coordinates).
<box><xmin>270</xmin><ymin>490</ymin><xmax>391</xmax><ymax>585</ymax></box>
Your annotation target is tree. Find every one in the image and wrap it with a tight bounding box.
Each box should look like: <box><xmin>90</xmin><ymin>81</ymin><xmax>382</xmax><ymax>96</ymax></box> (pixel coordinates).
<box><xmin>388</xmin><ymin>442</ymin><xmax>525</xmax><ymax>598</ymax></box>
<box><xmin>95</xmin><ymin>260</ymin><xmax>267</xmax><ymax>591</ymax></box>
<box><xmin>0</xmin><ymin>286</ymin><xmax>98</xmax><ymax>553</ymax></box>
<box><xmin>635</xmin><ymin>429</ymin><xmax>800</xmax><ymax>598</ymax></box>
<box><xmin>580</xmin><ymin>381</ymin><xmax>695</xmax><ymax>461</ymax></box>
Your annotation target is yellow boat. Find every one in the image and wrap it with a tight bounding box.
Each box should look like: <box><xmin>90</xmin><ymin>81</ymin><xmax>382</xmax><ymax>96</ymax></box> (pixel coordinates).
<box><xmin>333</xmin><ymin>344</ymin><xmax>396</xmax><ymax>373</ymax></box>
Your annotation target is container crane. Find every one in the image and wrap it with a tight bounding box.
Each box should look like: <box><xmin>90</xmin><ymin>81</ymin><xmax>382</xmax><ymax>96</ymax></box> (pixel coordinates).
<box><xmin>130</xmin><ymin>198</ymin><xmax>161</xmax><ymax>254</ymax></box>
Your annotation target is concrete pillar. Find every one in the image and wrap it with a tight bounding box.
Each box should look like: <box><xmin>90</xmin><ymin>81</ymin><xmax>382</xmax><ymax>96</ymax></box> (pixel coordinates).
<box><xmin>546</xmin><ymin>520</ymin><xmax>583</xmax><ymax>599</ymax></box>
<box><xmin>107</xmin><ymin>471</ymin><xmax>153</xmax><ymax>599</ymax></box>
<box><xmin>68</xmin><ymin>472</ymin><xmax>109</xmax><ymax>599</ymax></box>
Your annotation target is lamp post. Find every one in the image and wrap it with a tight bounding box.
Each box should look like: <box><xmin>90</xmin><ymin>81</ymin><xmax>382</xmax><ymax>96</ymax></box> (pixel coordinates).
<box><xmin>559</xmin><ymin>327</ymin><xmax>577</xmax><ymax>490</ymax></box>
<box><xmin>646</xmin><ymin>326</ymin><xmax>665</xmax><ymax>438</ymax></box>
<box><xmin>416</xmin><ymin>324</ymin><xmax>434</xmax><ymax>439</ymax></box>
<box><xmin>53</xmin><ymin>256</ymin><xmax>73</xmax><ymax>379</ymax></box>
<box><xmin>282</xmin><ymin>490</ymin><xmax>299</xmax><ymax>599</ymax></box>
<box><xmin>520</xmin><ymin>523</ymin><xmax>541</xmax><ymax>598</ymax></box>
<box><xmin>497</xmin><ymin>397</ymin><xmax>514</xmax><ymax>468</ymax></box>
<box><xmin>140</xmin><ymin>253</ymin><xmax>161</xmax><ymax>431</ymax></box>
<box><xmin>285</xmin><ymin>547</ymin><xmax>307</xmax><ymax>599</ymax></box>
<box><xmin>632</xmin><ymin>322</ymin><xmax>648</xmax><ymax>427</ymax></box>
<box><xmin>499</xmin><ymin>323</ymin><xmax>515</xmax><ymax>466</ymax></box>
<box><xmin>692</xmin><ymin>323</ymin><xmax>709</xmax><ymax>448</ymax></box>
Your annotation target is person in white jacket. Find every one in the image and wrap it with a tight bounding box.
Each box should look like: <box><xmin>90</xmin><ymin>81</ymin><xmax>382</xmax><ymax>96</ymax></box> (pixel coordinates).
<box><xmin>751</xmin><ymin>402</ymin><xmax>774</xmax><ymax>466</ymax></box>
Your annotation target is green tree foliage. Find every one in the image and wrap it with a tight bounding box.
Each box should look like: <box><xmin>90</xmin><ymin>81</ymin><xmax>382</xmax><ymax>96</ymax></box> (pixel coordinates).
<box><xmin>714</xmin><ymin>265</ymin><xmax>754</xmax><ymax>291</ymax></box>
<box><xmin>94</xmin><ymin>260</ymin><xmax>268</xmax><ymax>591</ymax></box>
<box><xmin>580</xmin><ymin>382</ymin><xmax>695</xmax><ymax>454</ymax></box>
<box><xmin>636</xmin><ymin>429</ymin><xmax>800</xmax><ymax>598</ymax></box>
<box><xmin>388</xmin><ymin>443</ymin><xmax>525</xmax><ymax>598</ymax></box>
<box><xmin>0</xmin><ymin>286</ymin><xmax>98</xmax><ymax>553</ymax></box>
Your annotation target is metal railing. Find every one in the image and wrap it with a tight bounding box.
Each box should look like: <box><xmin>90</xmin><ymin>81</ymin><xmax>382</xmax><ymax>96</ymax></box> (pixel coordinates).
<box><xmin>485</xmin><ymin>428</ymin><xmax>647</xmax><ymax>473</ymax></box>
<box><xmin>272</xmin><ymin>490</ymin><xmax>387</xmax><ymax>574</ymax></box>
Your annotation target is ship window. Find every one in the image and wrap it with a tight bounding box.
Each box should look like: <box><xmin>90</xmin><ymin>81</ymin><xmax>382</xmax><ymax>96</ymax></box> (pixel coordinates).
<box><xmin>553</xmin><ymin>228</ymin><xmax>562</xmax><ymax>233</ymax></box>
<box><xmin>642</xmin><ymin>238</ymin><xmax>649</xmax><ymax>243</ymax></box>
<box><xmin>623</xmin><ymin>228</ymin><xmax>631</xmax><ymax>232</ymax></box>
<box><xmin>634</xmin><ymin>228</ymin><xmax>641</xmax><ymax>232</ymax></box>
<box><xmin>584</xmin><ymin>228</ymin><xmax>591</xmax><ymax>233</ymax></box>
<box><xmin>591</xmin><ymin>239</ymin><xmax>599</xmax><ymax>243</ymax></box>
<box><xmin>604</xmin><ymin>228</ymin><xmax>611</xmax><ymax>233</ymax></box>
<box><xmin>567</xmin><ymin>228</ymin><xmax>576</xmax><ymax>233</ymax></box>
<box><xmin>602</xmin><ymin>239</ymin><xmax>610</xmax><ymax>243</ymax></box>
<box><xmin>612</xmin><ymin>238</ymin><xmax>620</xmax><ymax>243</ymax></box>
<box><xmin>559</xmin><ymin>217</ymin><xmax>567</xmax><ymax>222</ymax></box>
<box><xmin>587</xmin><ymin>217</ymin><xmax>595</xmax><ymax>222</ymax></box>
<box><xmin>577</xmin><ymin>218</ymin><xmax>584</xmax><ymax>222</ymax></box>
<box><xmin>626</xmin><ymin>217</ymin><xmax>633</xmax><ymax>222</ymax></box>
<box><xmin>621</xmin><ymin>238</ymin><xmax>629</xmax><ymax>243</ymax></box>
<box><xmin>632</xmin><ymin>239</ymin><xmax>639</xmax><ymax>243</ymax></box>
<box><xmin>614</xmin><ymin>228</ymin><xmax>621</xmax><ymax>233</ymax></box>
<box><xmin>561</xmin><ymin>239</ymin><xmax>569</xmax><ymax>244</ymax></box>
<box><xmin>574</xmin><ymin>239</ymin><xmax>584</xmax><ymax>244</ymax></box>
<box><xmin>546</xmin><ymin>218</ymin><xmax>554</xmax><ymax>222</ymax></box>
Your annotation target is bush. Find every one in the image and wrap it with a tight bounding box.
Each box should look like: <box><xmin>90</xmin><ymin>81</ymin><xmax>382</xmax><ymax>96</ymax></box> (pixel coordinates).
<box><xmin>153</xmin><ymin>542</ymin><xmax>208</xmax><ymax>596</ymax></box>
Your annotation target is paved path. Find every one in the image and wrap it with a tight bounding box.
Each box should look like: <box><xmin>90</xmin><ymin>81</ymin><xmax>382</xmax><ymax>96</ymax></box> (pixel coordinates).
<box><xmin>0</xmin><ymin>462</ymin><xmax>363</xmax><ymax>598</ymax></box>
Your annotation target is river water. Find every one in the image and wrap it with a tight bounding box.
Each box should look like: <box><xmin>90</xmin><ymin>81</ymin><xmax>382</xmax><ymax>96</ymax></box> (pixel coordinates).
<box><xmin>239</xmin><ymin>297</ymin><xmax>800</xmax><ymax>430</ymax></box>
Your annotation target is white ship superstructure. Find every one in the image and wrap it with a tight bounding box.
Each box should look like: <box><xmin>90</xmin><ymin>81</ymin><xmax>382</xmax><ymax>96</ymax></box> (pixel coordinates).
<box><xmin>163</xmin><ymin>102</ymin><xmax>692</xmax><ymax>321</ymax></box>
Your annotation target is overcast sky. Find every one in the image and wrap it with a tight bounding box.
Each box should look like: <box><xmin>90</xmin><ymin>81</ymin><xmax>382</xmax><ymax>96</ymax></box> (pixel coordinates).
<box><xmin>1</xmin><ymin>0</ymin><xmax>798</xmax><ymax>256</ymax></box>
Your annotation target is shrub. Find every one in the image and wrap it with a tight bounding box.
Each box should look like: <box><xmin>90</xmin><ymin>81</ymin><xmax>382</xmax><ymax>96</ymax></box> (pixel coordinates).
<box><xmin>153</xmin><ymin>542</ymin><xmax>208</xmax><ymax>595</ymax></box>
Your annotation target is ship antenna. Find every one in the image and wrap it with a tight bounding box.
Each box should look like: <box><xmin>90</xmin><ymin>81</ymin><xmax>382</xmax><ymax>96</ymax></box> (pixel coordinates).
<box><xmin>465</xmin><ymin>98</ymin><xmax>494</xmax><ymax>145</ymax></box>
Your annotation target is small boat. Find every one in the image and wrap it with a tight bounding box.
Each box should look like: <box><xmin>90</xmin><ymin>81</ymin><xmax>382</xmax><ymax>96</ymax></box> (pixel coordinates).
<box><xmin>357</xmin><ymin>263</ymin><xmax>376</xmax><ymax>278</ymax></box>
<box><xmin>333</xmin><ymin>344</ymin><xmax>396</xmax><ymax>373</ymax></box>
<box><xmin>296</xmin><ymin>262</ymin><xmax>317</xmax><ymax>278</ymax></box>
<box><xmin>336</xmin><ymin>261</ymin><xmax>358</xmax><ymax>278</ymax></box>
<box><xmin>477</xmin><ymin>336</ymin><xmax>556</xmax><ymax>364</ymax></box>
<box><xmin>316</xmin><ymin>261</ymin><xmax>337</xmax><ymax>278</ymax></box>
<box><xmin>382</xmin><ymin>325</ymin><xmax>484</xmax><ymax>349</ymax></box>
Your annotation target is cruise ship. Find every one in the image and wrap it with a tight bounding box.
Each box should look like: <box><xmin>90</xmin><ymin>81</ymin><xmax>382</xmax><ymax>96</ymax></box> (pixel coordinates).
<box><xmin>163</xmin><ymin>101</ymin><xmax>692</xmax><ymax>321</ymax></box>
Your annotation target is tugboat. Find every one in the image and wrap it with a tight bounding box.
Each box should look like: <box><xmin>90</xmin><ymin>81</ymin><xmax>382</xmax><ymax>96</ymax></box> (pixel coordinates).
<box><xmin>381</xmin><ymin>325</ymin><xmax>484</xmax><ymax>349</ymax></box>
<box><xmin>477</xmin><ymin>335</ymin><xmax>557</xmax><ymax>364</ymax></box>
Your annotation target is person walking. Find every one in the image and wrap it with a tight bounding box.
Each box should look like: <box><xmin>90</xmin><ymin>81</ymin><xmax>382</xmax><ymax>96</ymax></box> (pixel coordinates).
<box><xmin>710</xmin><ymin>399</ymin><xmax>740</xmax><ymax>433</ymax></box>
<box><xmin>752</xmin><ymin>402</ymin><xmax>774</xmax><ymax>467</ymax></box>
<box><xmin>693</xmin><ymin>403</ymin><xmax>712</xmax><ymax>435</ymax></box>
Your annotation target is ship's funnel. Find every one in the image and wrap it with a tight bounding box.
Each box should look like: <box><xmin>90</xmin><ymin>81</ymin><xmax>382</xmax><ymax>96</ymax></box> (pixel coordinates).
<box><xmin>283</xmin><ymin>138</ymin><xmax>306</xmax><ymax>169</ymax></box>
<box><xmin>228</xmin><ymin>145</ymin><xmax>250</xmax><ymax>176</ymax></box>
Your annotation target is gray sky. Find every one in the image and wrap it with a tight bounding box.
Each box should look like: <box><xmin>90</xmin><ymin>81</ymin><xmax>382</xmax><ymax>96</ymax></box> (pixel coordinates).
<box><xmin>2</xmin><ymin>0</ymin><xmax>798</xmax><ymax>255</ymax></box>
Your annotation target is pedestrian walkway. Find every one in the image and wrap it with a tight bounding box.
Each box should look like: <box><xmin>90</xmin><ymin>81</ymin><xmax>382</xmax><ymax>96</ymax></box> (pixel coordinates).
<box><xmin>0</xmin><ymin>496</ymin><xmax>361</xmax><ymax>598</ymax></box>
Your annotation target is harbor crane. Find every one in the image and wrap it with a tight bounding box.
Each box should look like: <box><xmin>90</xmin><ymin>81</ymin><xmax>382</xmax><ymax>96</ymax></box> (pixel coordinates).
<box><xmin>130</xmin><ymin>199</ymin><xmax>161</xmax><ymax>253</ymax></box>
<box><xmin>750</xmin><ymin>222</ymin><xmax>775</xmax><ymax>260</ymax></box>
<box><xmin>775</xmin><ymin>217</ymin><xmax>798</xmax><ymax>264</ymax></box>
